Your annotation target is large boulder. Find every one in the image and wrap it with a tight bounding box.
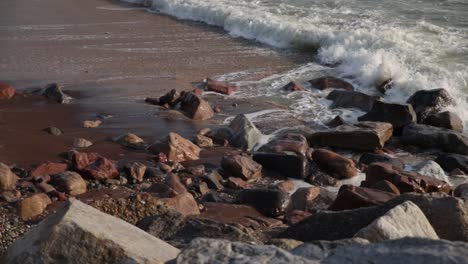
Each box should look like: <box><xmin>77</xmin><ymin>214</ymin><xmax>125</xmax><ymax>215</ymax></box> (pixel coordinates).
<box><xmin>407</xmin><ymin>88</ymin><xmax>455</xmax><ymax>121</ymax></box>
<box><xmin>221</xmin><ymin>155</ymin><xmax>262</xmax><ymax>181</ymax></box>
<box><xmin>0</xmin><ymin>82</ymin><xmax>15</xmax><ymax>100</ymax></box>
<box><xmin>0</xmin><ymin>162</ymin><xmax>19</xmax><ymax>190</ymax></box>
<box><xmin>354</xmin><ymin>201</ymin><xmax>439</xmax><ymax>242</ymax></box>
<box><xmin>422</xmin><ymin>111</ymin><xmax>464</xmax><ymax>132</ymax></box>
<box><xmin>180</xmin><ymin>91</ymin><xmax>214</xmax><ymax>120</ymax></box>
<box><xmin>308</xmin><ymin>122</ymin><xmax>393</xmax><ymax>151</ymax></box>
<box><xmin>228</xmin><ymin>114</ymin><xmax>262</xmax><ymax>151</ymax></box>
<box><xmin>3</xmin><ymin>199</ymin><xmax>180</xmax><ymax>263</ymax></box>
<box><xmin>42</xmin><ymin>83</ymin><xmax>72</xmax><ymax>104</ymax></box>
<box><xmin>236</xmin><ymin>189</ymin><xmax>291</xmax><ymax>217</ymax></box>
<box><xmin>435</xmin><ymin>153</ymin><xmax>468</xmax><ymax>174</ymax></box>
<box><xmin>309</xmin><ymin>76</ymin><xmax>354</xmax><ymax>91</ymax></box>
<box><xmin>149</xmin><ymin>132</ymin><xmax>201</xmax><ymax>162</ymax></box>
<box><xmin>358</xmin><ymin>101</ymin><xmax>416</xmax><ymax>128</ymax></box>
<box><xmin>312</xmin><ymin>149</ymin><xmax>357</xmax><ymax>180</ymax></box>
<box><xmin>326</xmin><ymin>90</ymin><xmax>377</xmax><ymax>112</ymax></box>
<box><xmin>402</xmin><ymin>123</ymin><xmax>468</xmax><ymax>155</ymax></box>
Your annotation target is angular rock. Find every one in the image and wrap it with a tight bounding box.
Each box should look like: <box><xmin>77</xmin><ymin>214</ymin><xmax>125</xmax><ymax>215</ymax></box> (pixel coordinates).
<box><xmin>308</xmin><ymin>122</ymin><xmax>393</xmax><ymax>151</ymax></box>
<box><xmin>161</xmin><ymin>192</ymin><xmax>200</xmax><ymax>216</ymax></box>
<box><xmin>69</xmin><ymin>151</ymin><xmax>119</xmax><ymax>181</ymax></box>
<box><xmin>369</xmin><ymin>180</ymin><xmax>400</xmax><ymax>195</ymax></box>
<box><xmin>422</xmin><ymin>111</ymin><xmax>463</xmax><ymax>132</ymax></box>
<box><xmin>358</xmin><ymin>152</ymin><xmax>404</xmax><ymax>170</ymax></box>
<box><xmin>180</xmin><ymin>91</ymin><xmax>214</xmax><ymax>120</ymax></box>
<box><xmin>276</xmin><ymin>179</ymin><xmax>297</xmax><ymax>193</ymax></box>
<box><xmin>402</xmin><ymin>123</ymin><xmax>468</xmax><ymax>155</ymax></box>
<box><xmin>284</xmin><ymin>210</ymin><xmax>312</xmax><ymax>225</ymax></box>
<box><xmin>0</xmin><ymin>82</ymin><xmax>16</xmax><ymax>100</ymax></box>
<box><xmin>227</xmin><ymin>114</ymin><xmax>263</xmax><ymax>150</ymax></box>
<box><xmin>42</xmin><ymin>83</ymin><xmax>72</xmax><ymax>104</ymax></box>
<box><xmin>326</xmin><ymin>90</ymin><xmax>377</xmax><ymax>112</ymax></box>
<box><xmin>113</xmin><ymin>133</ymin><xmax>147</xmax><ymax>150</ymax></box>
<box><xmin>258</xmin><ymin>133</ymin><xmax>309</xmax><ymax>156</ymax></box>
<box><xmin>43</xmin><ymin>126</ymin><xmax>63</xmax><ymax>136</ymax></box>
<box><xmin>326</xmin><ymin>116</ymin><xmax>344</xmax><ymax>128</ymax></box>
<box><xmin>227</xmin><ymin>177</ymin><xmax>248</xmax><ymax>189</ymax></box>
<box><xmin>158</xmin><ymin>89</ymin><xmax>180</xmax><ymax>106</ymax></box>
<box><xmin>51</xmin><ymin>171</ymin><xmax>87</xmax><ymax>196</ymax></box>
<box><xmin>413</xmin><ymin>160</ymin><xmax>448</xmax><ymax>182</ymax></box>
<box><xmin>358</xmin><ymin>100</ymin><xmax>416</xmax><ymax>128</ymax></box>
<box><xmin>206</xmin><ymin>78</ymin><xmax>238</xmax><ymax>95</ymax></box>
<box><xmin>4</xmin><ymin>199</ymin><xmax>180</xmax><ymax>263</ymax></box>
<box><xmin>253</xmin><ymin>153</ymin><xmax>309</xmax><ymax>179</ymax></box>
<box><xmin>204</xmin><ymin>171</ymin><xmax>224</xmax><ymax>190</ymax></box>
<box><xmin>354</xmin><ymin>201</ymin><xmax>439</xmax><ymax>242</ymax></box>
<box><xmin>73</xmin><ymin>138</ymin><xmax>93</xmax><ymax>148</ymax></box>
<box><xmin>149</xmin><ymin>132</ymin><xmax>201</xmax><ymax>162</ymax></box>
<box><xmin>309</xmin><ymin>76</ymin><xmax>354</xmax><ymax>91</ymax></box>
<box><xmin>435</xmin><ymin>153</ymin><xmax>468</xmax><ymax>174</ymax></box>
<box><xmin>282</xmin><ymin>81</ymin><xmax>305</xmax><ymax>92</ymax></box>
<box><xmin>18</xmin><ymin>193</ymin><xmax>52</xmax><ymax>220</ymax></box>
<box><xmin>82</xmin><ymin>120</ymin><xmax>102</xmax><ymax>128</ymax></box>
<box><xmin>236</xmin><ymin>189</ymin><xmax>291</xmax><ymax>217</ymax></box>
<box><xmin>0</xmin><ymin>163</ymin><xmax>19</xmax><ymax>190</ymax></box>
<box><xmin>407</xmin><ymin>88</ymin><xmax>455</xmax><ymax>121</ymax></box>
<box><xmin>221</xmin><ymin>155</ymin><xmax>262</xmax><ymax>181</ymax></box>
<box><xmin>30</xmin><ymin>161</ymin><xmax>68</xmax><ymax>178</ymax></box>
<box><xmin>195</xmin><ymin>134</ymin><xmax>213</xmax><ymax>147</ymax></box>
<box><xmin>312</xmin><ymin>149</ymin><xmax>357</xmax><ymax>180</ymax></box>
<box><xmin>329</xmin><ymin>185</ymin><xmax>397</xmax><ymax>211</ymax></box>
<box><xmin>124</xmin><ymin>162</ymin><xmax>146</xmax><ymax>183</ymax></box>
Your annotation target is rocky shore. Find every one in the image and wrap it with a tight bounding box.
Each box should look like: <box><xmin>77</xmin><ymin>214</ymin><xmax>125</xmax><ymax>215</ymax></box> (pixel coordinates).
<box><xmin>1</xmin><ymin>75</ymin><xmax>468</xmax><ymax>263</ymax></box>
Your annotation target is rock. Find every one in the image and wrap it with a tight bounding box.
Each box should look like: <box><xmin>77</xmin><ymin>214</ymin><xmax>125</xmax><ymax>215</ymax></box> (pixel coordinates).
<box><xmin>312</xmin><ymin>149</ymin><xmax>357</xmax><ymax>180</ymax></box>
<box><xmin>354</xmin><ymin>201</ymin><xmax>438</xmax><ymax>242</ymax></box>
<box><xmin>184</xmin><ymin>165</ymin><xmax>205</xmax><ymax>177</ymax></box>
<box><xmin>407</xmin><ymin>88</ymin><xmax>455</xmax><ymax>121</ymax></box>
<box><xmin>0</xmin><ymin>163</ymin><xmax>19</xmax><ymax>190</ymax></box>
<box><xmin>284</xmin><ymin>210</ymin><xmax>313</xmax><ymax>225</ymax></box>
<box><xmin>4</xmin><ymin>199</ymin><xmax>180</xmax><ymax>263</ymax></box>
<box><xmin>158</xmin><ymin>89</ymin><xmax>180</xmax><ymax>106</ymax></box>
<box><xmin>377</xmin><ymin>79</ymin><xmax>393</xmax><ymax>94</ymax></box>
<box><xmin>205</xmin><ymin>78</ymin><xmax>238</xmax><ymax>95</ymax></box>
<box><xmin>413</xmin><ymin>160</ymin><xmax>448</xmax><ymax>182</ymax></box>
<box><xmin>253</xmin><ymin>153</ymin><xmax>309</xmax><ymax>179</ymax></box>
<box><xmin>51</xmin><ymin>171</ymin><xmax>87</xmax><ymax>196</ymax></box>
<box><xmin>82</xmin><ymin>120</ymin><xmax>102</xmax><ymax>128</ymax></box>
<box><xmin>258</xmin><ymin>133</ymin><xmax>309</xmax><ymax>157</ymax></box>
<box><xmin>164</xmin><ymin>172</ymin><xmax>188</xmax><ymax>195</ymax></box>
<box><xmin>137</xmin><ymin>209</ymin><xmax>186</xmax><ymax>240</ymax></box>
<box><xmin>358</xmin><ymin>153</ymin><xmax>404</xmax><ymax>170</ymax></box>
<box><xmin>145</xmin><ymin>97</ymin><xmax>159</xmax><ymax>105</ymax></box>
<box><xmin>329</xmin><ymin>185</ymin><xmax>397</xmax><ymax>211</ymax></box>
<box><xmin>236</xmin><ymin>189</ymin><xmax>291</xmax><ymax>217</ymax></box>
<box><xmin>269</xmin><ymin>238</ymin><xmax>304</xmax><ymax>250</ymax></box>
<box><xmin>307</xmin><ymin>161</ymin><xmax>340</xmax><ymax>186</ymax></box>
<box><xmin>175</xmin><ymin>238</ymin><xmax>313</xmax><ymax>264</ymax></box>
<box><xmin>69</xmin><ymin>151</ymin><xmax>119</xmax><ymax>181</ymax></box>
<box><xmin>451</xmin><ymin>168</ymin><xmax>466</xmax><ymax>176</ymax></box>
<box><xmin>323</xmin><ymin>238</ymin><xmax>468</xmax><ymax>263</ymax></box>
<box><xmin>291</xmin><ymin>187</ymin><xmax>321</xmax><ymax>211</ymax></box>
<box><xmin>435</xmin><ymin>153</ymin><xmax>468</xmax><ymax>174</ymax></box>
<box><xmin>221</xmin><ymin>155</ymin><xmax>262</xmax><ymax>181</ymax></box>
<box><xmin>38</xmin><ymin>182</ymin><xmax>56</xmax><ymax>194</ymax></box>
<box><xmin>326</xmin><ymin>116</ymin><xmax>344</xmax><ymax>128</ymax></box>
<box><xmin>204</xmin><ymin>171</ymin><xmax>224</xmax><ymax>190</ymax></box>
<box><xmin>149</xmin><ymin>132</ymin><xmax>201</xmax><ymax>162</ymax></box>
<box><xmin>18</xmin><ymin>193</ymin><xmax>52</xmax><ymax>220</ymax></box>
<box><xmin>326</xmin><ymin>90</ymin><xmax>377</xmax><ymax>112</ymax></box>
<box><xmin>454</xmin><ymin>183</ymin><xmax>468</xmax><ymax>198</ymax></box>
<box><xmin>1</xmin><ymin>190</ymin><xmax>21</xmax><ymax>203</ymax></box>
<box><xmin>358</xmin><ymin>100</ymin><xmax>416</xmax><ymax>128</ymax></box>
<box><xmin>161</xmin><ymin>192</ymin><xmax>200</xmax><ymax>216</ymax></box>
<box><xmin>309</xmin><ymin>76</ymin><xmax>354</xmax><ymax>91</ymax></box>
<box><xmin>369</xmin><ymin>180</ymin><xmax>401</xmax><ymax>195</ymax></box>
<box><xmin>276</xmin><ymin>180</ymin><xmax>297</xmax><ymax>193</ymax></box>
<box><xmin>227</xmin><ymin>177</ymin><xmax>248</xmax><ymax>189</ymax></box>
<box><xmin>43</xmin><ymin>126</ymin><xmax>63</xmax><ymax>135</ymax></box>
<box><xmin>364</xmin><ymin>163</ymin><xmax>451</xmax><ymax>194</ymax></box>
<box><xmin>308</xmin><ymin>122</ymin><xmax>393</xmax><ymax>151</ymax></box>
<box><xmin>30</xmin><ymin>161</ymin><xmax>68</xmax><ymax>178</ymax></box>
<box><xmin>0</xmin><ymin>82</ymin><xmax>15</xmax><ymax>100</ymax></box>
<box><xmin>124</xmin><ymin>162</ymin><xmax>146</xmax><ymax>183</ymax></box>
<box><xmin>42</xmin><ymin>83</ymin><xmax>72</xmax><ymax>104</ymax></box>
<box><xmin>292</xmin><ymin>238</ymin><xmax>370</xmax><ymax>261</ymax></box>
<box><xmin>180</xmin><ymin>91</ymin><xmax>214</xmax><ymax>120</ymax></box>
<box><xmin>228</xmin><ymin>114</ymin><xmax>262</xmax><ymax>150</ymax></box>
<box><xmin>422</xmin><ymin>111</ymin><xmax>463</xmax><ymax>132</ymax></box>
<box><xmin>73</xmin><ymin>138</ymin><xmax>93</xmax><ymax>148</ymax></box>
<box><xmin>282</xmin><ymin>81</ymin><xmax>305</xmax><ymax>92</ymax></box>
<box><xmin>195</xmin><ymin>134</ymin><xmax>213</xmax><ymax>147</ymax></box>
<box><xmin>402</xmin><ymin>123</ymin><xmax>468</xmax><ymax>155</ymax></box>
<box><xmin>113</xmin><ymin>133</ymin><xmax>147</xmax><ymax>150</ymax></box>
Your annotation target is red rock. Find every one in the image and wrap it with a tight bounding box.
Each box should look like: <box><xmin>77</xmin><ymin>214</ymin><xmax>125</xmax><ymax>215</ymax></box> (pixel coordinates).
<box><xmin>221</xmin><ymin>155</ymin><xmax>262</xmax><ymax>181</ymax></box>
<box><xmin>369</xmin><ymin>180</ymin><xmax>400</xmax><ymax>195</ymax></box>
<box><xmin>70</xmin><ymin>151</ymin><xmax>99</xmax><ymax>170</ymax></box>
<box><xmin>149</xmin><ymin>133</ymin><xmax>201</xmax><ymax>162</ymax></box>
<box><xmin>282</xmin><ymin>81</ymin><xmax>305</xmax><ymax>92</ymax></box>
<box><xmin>124</xmin><ymin>162</ymin><xmax>146</xmax><ymax>183</ymax></box>
<box><xmin>70</xmin><ymin>151</ymin><xmax>118</xmax><ymax>181</ymax></box>
<box><xmin>30</xmin><ymin>161</ymin><xmax>68</xmax><ymax>178</ymax></box>
<box><xmin>206</xmin><ymin>78</ymin><xmax>238</xmax><ymax>95</ymax></box>
<box><xmin>227</xmin><ymin>177</ymin><xmax>248</xmax><ymax>189</ymax></box>
<box><xmin>0</xmin><ymin>82</ymin><xmax>15</xmax><ymax>100</ymax></box>
<box><xmin>328</xmin><ymin>185</ymin><xmax>397</xmax><ymax>211</ymax></box>
<box><xmin>309</xmin><ymin>76</ymin><xmax>354</xmax><ymax>91</ymax></box>
<box><xmin>18</xmin><ymin>193</ymin><xmax>52</xmax><ymax>220</ymax></box>
<box><xmin>312</xmin><ymin>149</ymin><xmax>357</xmax><ymax>179</ymax></box>
<box><xmin>284</xmin><ymin>210</ymin><xmax>312</xmax><ymax>225</ymax></box>
<box><xmin>180</xmin><ymin>92</ymin><xmax>214</xmax><ymax>120</ymax></box>
<box><xmin>258</xmin><ymin>133</ymin><xmax>309</xmax><ymax>157</ymax></box>
<box><xmin>161</xmin><ymin>192</ymin><xmax>200</xmax><ymax>216</ymax></box>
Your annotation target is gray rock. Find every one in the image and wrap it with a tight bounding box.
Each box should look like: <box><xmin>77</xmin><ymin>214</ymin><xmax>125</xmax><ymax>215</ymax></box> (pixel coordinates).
<box><xmin>43</xmin><ymin>126</ymin><xmax>63</xmax><ymax>136</ymax></box>
<box><xmin>236</xmin><ymin>189</ymin><xmax>292</xmax><ymax>217</ymax></box>
<box><xmin>322</xmin><ymin>238</ymin><xmax>468</xmax><ymax>264</ymax></box>
<box><xmin>358</xmin><ymin>101</ymin><xmax>416</xmax><ymax>128</ymax></box>
<box><xmin>407</xmin><ymin>88</ymin><xmax>455</xmax><ymax>121</ymax></box>
<box><xmin>435</xmin><ymin>153</ymin><xmax>468</xmax><ymax>174</ymax></box>
<box><xmin>2</xmin><ymin>199</ymin><xmax>180</xmax><ymax>264</ymax></box>
<box><xmin>326</xmin><ymin>90</ymin><xmax>378</xmax><ymax>112</ymax></box>
<box><xmin>228</xmin><ymin>114</ymin><xmax>262</xmax><ymax>151</ymax></box>
<box><xmin>413</xmin><ymin>160</ymin><xmax>448</xmax><ymax>182</ymax></box>
<box><xmin>253</xmin><ymin>152</ymin><xmax>309</xmax><ymax>179</ymax></box>
<box><xmin>291</xmin><ymin>238</ymin><xmax>369</xmax><ymax>261</ymax></box>
<box><xmin>42</xmin><ymin>83</ymin><xmax>72</xmax><ymax>104</ymax></box>
<box><xmin>358</xmin><ymin>152</ymin><xmax>404</xmax><ymax>170</ymax></box>
<box><xmin>73</xmin><ymin>138</ymin><xmax>93</xmax><ymax>148</ymax></box>
<box><xmin>402</xmin><ymin>123</ymin><xmax>468</xmax><ymax>155</ymax></box>
<box><xmin>136</xmin><ymin>209</ymin><xmax>186</xmax><ymax>240</ymax></box>
<box><xmin>422</xmin><ymin>111</ymin><xmax>464</xmax><ymax>132</ymax></box>
<box><xmin>176</xmin><ymin>238</ymin><xmax>315</xmax><ymax>264</ymax></box>
<box><xmin>354</xmin><ymin>201</ymin><xmax>438</xmax><ymax>242</ymax></box>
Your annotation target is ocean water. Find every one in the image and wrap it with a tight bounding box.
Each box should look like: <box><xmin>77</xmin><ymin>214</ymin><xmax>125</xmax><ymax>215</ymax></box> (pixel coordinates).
<box><xmin>123</xmin><ymin>0</ymin><xmax>468</xmax><ymax>129</ymax></box>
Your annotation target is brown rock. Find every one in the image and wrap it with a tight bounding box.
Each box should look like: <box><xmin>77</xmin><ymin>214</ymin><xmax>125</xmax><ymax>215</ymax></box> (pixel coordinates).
<box><xmin>38</xmin><ymin>182</ymin><xmax>56</xmax><ymax>193</ymax></box>
<box><xmin>0</xmin><ymin>162</ymin><xmax>19</xmax><ymax>190</ymax></box>
<box><xmin>284</xmin><ymin>210</ymin><xmax>312</xmax><ymax>225</ymax></box>
<box><xmin>52</xmin><ymin>171</ymin><xmax>87</xmax><ymax>196</ymax></box>
<box><xmin>125</xmin><ymin>162</ymin><xmax>147</xmax><ymax>183</ymax></box>
<box><xmin>282</xmin><ymin>81</ymin><xmax>305</xmax><ymax>92</ymax></box>
<box><xmin>161</xmin><ymin>192</ymin><xmax>200</xmax><ymax>216</ymax></box>
<box><xmin>326</xmin><ymin>116</ymin><xmax>345</xmax><ymax>128</ymax></box>
<box><xmin>312</xmin><ymin>149</ymin><xmax>357</xmax><ymax>179</ymax></box>
<box><xmin>206</xmin><ymin>78</ymin><xmax>238</xmax><ymax>95</ymax></box>
<box><xmin>204</xmin><ymin>171</ymin><xmax>224</xmax><ymax>190</ymax></box>
<box><xmin>0</xmin><ymin>82</ymin><xmax>15</xmax><ymax>100</ymax></box>
<box><xmin>1</xmin><ymin>190</ymin><xmax>21</xmax><ymax>203</ymax></box>
<box><xmin>358</xmin><ymin>101</ymin><xmax>417</xmax><ymax>129</ymax></box>
<box><xmin>291</xmin><ymin>187</ymin><xmax>321</xmax><ymax>211</ymax></box>
<box><xmin>82</xmin><ymin>120</ymin><xmax>102</xmax><ymax>128</ymax></box>
<box><xmin>258</xmin><ymin>133</ymin><xmax>309</xmax><ymax>157</ymax></box>
<box><xmin>114</xmin><ymin>133</ymin><xmax>147</xmax><ymax>150</ymax></box>
<box><xmin>165</xmin><ymin>172</ymin><xmax>188</xmax><ymax>195</ymax></box>
<box><xmin>195</xmin><ymin>134</ymin><xmax>214</xmax><ymax>147</ymax></box>
<box><xmin>329</xmin><ymin>185</ymin><xmax>397</xmax><ymax>211</ymax></box>
<box><xmin>276</xmin><ymin>180</ymin><xmax>297</xmax><ymax>193</ymax></box>
<box><xmin>158</xmin><ymin>89</ymin><xmax>180</xmax><ymax>106</ymax></box>
<box><xmin>227</xmin><ymin>177</ymin><xmax>248</xmax><ymax>189</ymax></box>
<box><xmin>454</xmin><ymin>183</ymin><xmax>468</xmax><ymax>199</ymax></box>
<box><xmin>30</xmin><ymin>161</ymin><xmax>68</xmax><ymax>178</ymax></box>
<box><xmin>69</xmin><ymin>151</ymin><xmax>119</xmax><ymax>181</ymax></box>
<box><xmin>309</xmin><ymin>76</ymin><xmax>354</xmax><ymax>91</ymax></box>
<box><xmin>149</xmin><ymin>133</ymin><xmax>201</xmax><ymax>162</ymax></box>
<box><xmin>180</xmin><ymin>92</ymin><xmax>214</xmax><ymax>120</ymax></box>
<box><xmin>369</xmin><ymin>180</ymin><xmax>400</xmax><ymax>195</ymax></box>
<box><xmin>18</xmin><ymin>193</ymin><xmax>52</xmax><ymax>220</ymax></box>
<box><xmin>221</xmin><ymin>155</ymin><xmax>262</xmax><ymax>181</ymax></box>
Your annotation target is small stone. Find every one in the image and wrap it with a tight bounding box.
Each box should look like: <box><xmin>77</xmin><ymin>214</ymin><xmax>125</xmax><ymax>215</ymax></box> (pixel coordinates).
<box><xmin>42</xmin><ymin>83</ymin><xmax>72</xmax><ymax>104</ymax></box>
<box><xmin>0</xmin><ymin>162</ymin><xmax>19</xmax><ymax>190</ymax></box>
<box><xmin>73</xmin><ymin>138</ymin><xmax>93</xmax><ymax>148</ymax></box>
<box><xmin>284</xmin><ymin>210</ymin><xmax>313</xmax><ymax>225</ymax></box>
<box><xmin>82</xmin><ymin>120</ymin><xmax>102</xmax><ymax>128</ymax></box>
<box><xmin>52</xmin><ymin>171</ymin><xmax>87</xmax><ymax>196</ymax></box>
<box><xmin>18</xmin><ymin>193</ymin><xmax>52</xmax><ymax>220</ymax></box>
<box><xmin>30</xmin><ymin>161</ymin><xmax>68</xmax><ymax>178</ymax></box>
<box><xmin>195</xmin><ymin>134</ymin><xmax>213</xmax><ymax>147</ymax></box>
<box><xmin>226</xmin><ymin>177</ymin><xmax>248</xmax><ymax>189</ymax></box>
<box><xmin>113</xmin><ymin>133</ymin><xmax>147</xmax><ymax>150</ymax></box>
<box><xmin>149</xmin><ymin>133</ymin><xmax>201</xmax><ymax>162</ymax></box>
<box><xmin>407</xmin><ymin>88</ymin><xmax>455</xmax><ymax>121</ymax></box>
<box><xmin>0</xmin><ymin>82</ymin><xmax>16</xmax><ymax>100</ymax></box>
<box><xmin>291</xmin><ymin>187</ymin><xmax>321</xmax><ymax>211</ymax></box>
<box><xmin>43</xmin><ymin>126</ymin><xmax>63</xmax><ymax>136</ymax></box>
<box><xmin>276</xmin><ymin>180</ymin><xmax>297</xmax><ymax>193</ymax></box>
<box><xmin>125</xmin><ymin>162</ymin><xmax>147</xmax><ymax>183</ymax></box>
<box><xmin>221</xmin><ymin>155</ymin><xmax>262</xmax><ymax>181</ymax></box>
<box><xmin>205</xmin><ymin>78</ymin><xmax>238</xmax><ymax>95</ymax></box>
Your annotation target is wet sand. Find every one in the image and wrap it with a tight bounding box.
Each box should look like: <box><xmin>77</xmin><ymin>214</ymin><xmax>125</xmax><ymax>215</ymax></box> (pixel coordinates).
<box><xmin>0</xmin><ymin>0</ymin><xmax>309</xmax><ymax>167</ymax></box>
